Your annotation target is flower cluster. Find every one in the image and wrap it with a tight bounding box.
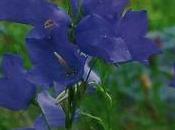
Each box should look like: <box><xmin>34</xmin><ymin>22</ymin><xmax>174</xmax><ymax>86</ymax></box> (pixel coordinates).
<box><xmin>0</xmin><ymin>0</ymin><xmax>160</xmax><ymax>129</ymax></box>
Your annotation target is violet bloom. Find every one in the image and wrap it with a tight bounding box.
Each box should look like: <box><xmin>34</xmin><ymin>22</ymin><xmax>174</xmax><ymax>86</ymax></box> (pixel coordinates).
<box><xmin>75</xmin><ymin>0</ymin><xmax>160</xmax><ymax>64</ymax></box>
<box><xmin>0</xmin><ymin>0</ymin><xmax>70</xmax><ymax>32</ymax></box>
<box><xmin>15</xmin><ymin>92</ymin><xmax>66</xmax><ymax>130</ymax></box>
<box><xmin>37</xmin><ymin>92</ymin><xmax>65</xmax><ymax>128</ymax></box>
<box><xmin>0</xmin><ymin>0</ymin><xmax>86</xmax><ymax>88</ymax></box>
<box><xmin>0</xmin><ymin>55</ymin><xmax>36</xmax><ymax>110</ymax></box>
<box><xmin>26</xmin><ymin>28</ymin><xmax>86</xmax><ymax>88</ymax></box>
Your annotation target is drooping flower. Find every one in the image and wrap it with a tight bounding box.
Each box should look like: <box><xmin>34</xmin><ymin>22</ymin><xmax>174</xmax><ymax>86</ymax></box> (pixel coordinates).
<box><xmin>116</xmin><ymin>10</ymin><xmax>160</xmax><ymax>63</ymax></box>
<box><xmin>76</xmin><ymin>14</ymin><xmax>132</xmax><ymax>63</ymax></box>
<box><xmin>26</xmin><ymin>28</ymin><xmax>86</xmax><ymax>88</ymax></box>
<box><xmin>75</xmin><ymin>0</ymin><xmax>160</xmax><ymax>64</ymax></box>
<box><xmin>0</xmin><ymin>54</ymin><xmax>36</xmax><ymax>110</ymax></box>
<box><xmin>0</xmin><ymin>0</ymin><xmax>86</xmax><ymax>89</ymax></box>
<box><xmin>37</xmin><ymin>92</ymin><xmax>65</xmax><ymax>128</ymax></box>
<box><xmin>15</xmin><ymin>92</ymin><xmax>66</xmax><ymax>130</ymax></box>
<box><xmin>0</xmin><ymin>0</ymin><xmax>70</xmax><ymax>30</ymax></box>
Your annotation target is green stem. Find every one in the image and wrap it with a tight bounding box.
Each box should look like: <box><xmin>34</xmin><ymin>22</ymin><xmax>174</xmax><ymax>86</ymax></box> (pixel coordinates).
<box><xmin>66</xmin><ymin>87</ymin><xmax>76</xmax><ymax>130</ymax></box>
<box><xmin>65</xmin><ymin>59</ymin><xmax>97</xmax><ymax>130</ymax></box>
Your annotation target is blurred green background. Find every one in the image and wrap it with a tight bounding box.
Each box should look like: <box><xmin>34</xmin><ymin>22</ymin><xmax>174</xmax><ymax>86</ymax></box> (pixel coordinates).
<box><xmin>0</xmin><ymin>0</ymin><xmax>175</xmax><ymax>130</ymax></box>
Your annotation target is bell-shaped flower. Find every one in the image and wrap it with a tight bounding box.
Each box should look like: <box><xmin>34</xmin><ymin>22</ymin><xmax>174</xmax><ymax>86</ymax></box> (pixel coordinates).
<box><xmin>76</xmin><ymin>9</ymin><xmax>160</xmax><ymax>63</ymax></box>
<box><xmin>37</xmin><ymin>92</ymin><xmax>65</xmax><ymax>128</ymax></box>
<box><xmin>15</xmin><ymin>91</ymin><xmax>66</xmax><ymax>130</ymax></box>
<box><xmin>0</xmin><ymin>0</ymin><xmax>70</xmax><ymax>29</ymax></box>
<box><xmin>0</xmin><ymin>55</ymin><xmax>36</xmax><ymax>110</ymax></box>
<box><xmin>76</xmin><ymin>14</ymin><xmax>132</xmax><ymax>63</ymax></box>
<box><xmin>26</xmin><ymin>28</ymin><xmax>86</xmax><ymax>87</ymax></box>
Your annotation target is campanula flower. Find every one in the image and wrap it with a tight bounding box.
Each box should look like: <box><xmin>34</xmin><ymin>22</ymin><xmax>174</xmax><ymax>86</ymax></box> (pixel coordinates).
<box><xmin>26</xmin><ymin>28</ymin><xmax>86</xmax><ymax>87</ymax></box>
<box><xmin>0</xmin><ymin>54</ymin><xmax>36</xmax><ymax>110</ymax></box>
<box><xmin>76</xmin><ymin>3</ymin><xmax>160</xmax><ymax>63</ymax></box>
<box><xmin>15</xmin><ymin>92</ymin><xmax>66</xmax><ymax>130</ymax></box>
<box><xmin>0</xmin><ymin>0</ymin><xmax>70</xmax><ymax>31</ymax></box>
<box><xmin>76</xmin><ymin>14</ymin><xmax>132</xmax><ymax>63</ymax></box>
<box><xmin>37</xmin><ymin>92</ymin><xmax>65</xmax><ymax>128</ymax></box>
<box><xmin>0</xmin><ymin>0</ymin><xmax>86</xmax><ymax>88</ymax></box>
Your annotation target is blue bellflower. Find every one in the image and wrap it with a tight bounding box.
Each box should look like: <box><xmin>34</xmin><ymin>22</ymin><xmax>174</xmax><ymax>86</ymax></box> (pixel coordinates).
<box><xmin>37</xmin><ymin>92</ymin><xmax>65</xmax><ymax>128</ymax></box>
<box><xmin>0</xmin><ymin>55</ymin><xmax>36</xmax><ymax>110</ymax></box>
<box><xmin>0</xmin><ymin>0</ymin><xmax>86</xmax><ymax>88</ymax></box>
<box><xmin>15</xmin><ymin>92</ymin><xmax>65</xmax><ymax>130</ymax></box>
<box><xmin>26</xmin><ymin>28</ymin><xmax>86</xmax><ymax>88</ymax></box>
<box><xmin>75</xmin><ymin>0</ymin><xmax>160</xmax><ymax>64</ymax></box>
<box><xmin>116</xmin><ymin>11</ymin><xmax>160</xmax><ymax>63</ymax></box>
<box><xmin>76</xmin><ymin>14</ymin><xmax>132</xmax><ymax>63</ymax></box>
<box><xmin>0</xmin><ymin>0</ymin><xmax>70</xmax><ymax>30</ymax></box>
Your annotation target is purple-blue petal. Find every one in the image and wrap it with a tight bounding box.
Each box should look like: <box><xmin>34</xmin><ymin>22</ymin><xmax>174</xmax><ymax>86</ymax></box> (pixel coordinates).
<box><xmin>0</xmin><ymin>55</ymin><xmax>35</xmax><ymax>111</ymax></box>
<box><xmin>117</xmin><ymin>10</ymin><xmax>148</xmax><ymax>39</ymax></box>
<box><xmin>26</xmin><ymin>28</ymin><xmax>86</xmax><ymax>87</ymax></box>
<box><xmin>76</xmin><ymin>14</ymin><xmax>131</xmax><ymax>63</ymax></box>
<box><xmin>125</xmin><ymin>37</ymin><xmax>160</xmax><ymax>62</ymax></box>
<box><xmin>54</xmin><ymin>82</ymin><xmax>67</xmax><ymax>95</ymax></box>
<box><xmin>2</xmin><ymin>54</ymin><xmax>24</xmax><ymax>78</ymax></box>
<box><xmin>0</xmin><ymin>0</ymin><xmax>70</xmax><ymax>28</ymax></box>
<box><xmin>116</xmin><ymin>10</ymin><xmax>161</xmax><ymax>62</ymax></box>
<box><xmin>82</xmin><ymin>0</ymin><xmax>129</xmax><ymax>22</ymax></box>
<box><xmin>34</xmin><ymin>116</ymin><xmax>49</xmax><ymax>130</ymax></box>
<box><xmin>37</xmin><ymin>92</ymin><xmax>65</xmax><ymax>128</ymax></box>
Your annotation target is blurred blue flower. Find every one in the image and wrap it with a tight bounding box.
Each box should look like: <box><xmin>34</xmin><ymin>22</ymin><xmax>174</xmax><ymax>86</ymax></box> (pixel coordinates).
<box><xmin>76</xmin><ymin>8</ymin><xmax>160</xmax><ymax>63</ymax></box>
<box><xmin>37</xmin><ymin>92</ymin><xmax>65</xmax><ymax>128</ymax></box>
<box><xmin>33</xmin><ymin>116</ymin><xmax>49</xmax><ymax>130</ymax></box>
<box><xmin>0</xmin><ymin>55</ymin><xmax>36</xmax><ymax>110</ymax></box>
<box><xmin>0</xmin><ymin>0</ymin><xmax>86</xmax><ymax>88</ymax></box>
<box><xmin>26</xmin><ymin>28</ymin><xmax>86</xmax><ymax>88</ymax></box>
<box><xmin>15</xmin><ymin>92</ymin><xmax>66</xmax><ymax>130</ymax></box>
<box><xmin>76</xmin><ymin>14</ymin><xmax>132</xmax><ymax>63</ymax></box>
<box><xmin>0</xmin><ymin>0</ymin><xmax>70</xmax><ymax>32</ymax></box>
